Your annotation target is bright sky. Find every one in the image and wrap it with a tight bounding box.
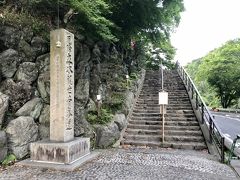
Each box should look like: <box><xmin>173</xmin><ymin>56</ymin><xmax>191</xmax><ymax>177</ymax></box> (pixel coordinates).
<box><xmin>171</xmin><ymin>0</ymin><xmax>240</xmax><ymax>65</ymax></box>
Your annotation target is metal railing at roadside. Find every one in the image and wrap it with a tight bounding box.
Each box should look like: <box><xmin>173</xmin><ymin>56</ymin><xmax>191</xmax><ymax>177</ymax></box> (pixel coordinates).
<box><xmin>176</xmin><ymin>63</ymin><xmax>225</xmax><ymax>163</ymax></box>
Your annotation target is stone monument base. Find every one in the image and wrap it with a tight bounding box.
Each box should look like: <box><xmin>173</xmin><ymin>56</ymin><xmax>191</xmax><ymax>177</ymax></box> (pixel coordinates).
<box><xmin>30</xmin><ymin>137</ymin><xmax>90</xmax><ymax>164</ymax></box>
<box><xmin>20</xmin><ymin>137</ymin><xmax>99</xmax><ymax>171</ymax></box>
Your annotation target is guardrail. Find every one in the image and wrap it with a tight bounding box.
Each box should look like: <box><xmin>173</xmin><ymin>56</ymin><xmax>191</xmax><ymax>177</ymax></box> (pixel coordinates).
<box><xmin>216</xmin><ymin>108</ymin><xmax>240</xmax><ymax>114</ymax></box>
<box><xmin>176</xmin><ymin>63</ymin><xmax>225</xmax><ymax>163</ymax></box>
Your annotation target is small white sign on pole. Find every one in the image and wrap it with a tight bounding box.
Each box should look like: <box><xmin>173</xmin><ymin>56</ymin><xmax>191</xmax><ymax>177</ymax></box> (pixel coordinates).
<box><xmin>97</xmin><ymin>95</ymin><xmax>101</xmax><ymax>101</ymax></box>
<box><xmin>159</xmin><ymin>91</ymin><xmax>168</xmax><ymax>105</ymax></box>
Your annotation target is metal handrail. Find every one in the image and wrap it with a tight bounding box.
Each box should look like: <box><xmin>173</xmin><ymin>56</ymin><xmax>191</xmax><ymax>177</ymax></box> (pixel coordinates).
<box><xmin>176</xmin><ymin>63</ymin><xmax>225</xmax><ymax>163</ymax></box>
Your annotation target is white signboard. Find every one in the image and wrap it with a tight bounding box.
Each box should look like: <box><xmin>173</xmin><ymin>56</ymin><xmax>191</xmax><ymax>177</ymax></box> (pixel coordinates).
<box><xmin>159</xmin><ymin>91</ymin><xmax>168</xmax><ymax>105</ymax></box>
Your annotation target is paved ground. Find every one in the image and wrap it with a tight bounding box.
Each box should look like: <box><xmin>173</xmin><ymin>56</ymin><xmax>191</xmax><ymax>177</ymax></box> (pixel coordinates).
<box><xmin>0</xmin><ymin>148</ymin><xmax>238</xmax><ymax>180</ymax></box>
<box><xmin>211</xmin><ymin>111</ymin><xmax>240</xmax><ymax>141</ymax></box>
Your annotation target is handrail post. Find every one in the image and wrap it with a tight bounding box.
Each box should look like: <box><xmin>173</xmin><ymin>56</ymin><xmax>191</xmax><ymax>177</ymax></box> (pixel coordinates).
<box><xmin>186</xmin><ymin>76</ymin><xmax>188</xmax><ymax>88</ymax></box>
<box><xmin>195</xmin><ymin>93</ymin><xmax>198</xmax><ymax>110</ymax></box>
<box><xmin>188</xmin><ymin>78</ymin><xmax>190</xmax><ymax>91</ymax></box>
<box><xmin>191</xmin><ymin>85</ymin><xmax>194</xmax><ymax>99</ymax></box>
<box><xmin>182</xmin><ymin>69</ymin><xmax>184</xmax><ymax>80</ymax></box>
<box><xmin>221</xmin><ymin>137</ymin><xmax>225</xmax><ymax>163</ymax></box>
<box><xmin>201</xmin><ymin>103</ymin><xmax>204</xmax><ymax>124</ymax></box>
<box><xmin>209</xmin><ymin>118</ymin><xmax>213</xmax><ymax>144</ymax></box>
<box><xmin>183</xmin><ymin>71</ymin><xmax>185</xmax><ymax>83</ymax></box>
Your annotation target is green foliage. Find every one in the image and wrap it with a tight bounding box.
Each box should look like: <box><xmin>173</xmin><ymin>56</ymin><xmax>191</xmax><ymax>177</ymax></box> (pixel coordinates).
<box><xmin>0</xmin><ymin>7</ymin><xmax>49</xmax><ymax>37</ymax></box>
<box><xmin>87</xmin><ymin>108</ymin><xmax>113</xmax><ymax>125</ymax></box>
<box><xmin>2</xmin><ymin>0</ymin><xmax>184</xmax><ymax>55</ymax></box>
<box><xmin>130</xmin><ymin>72</ymin><xmax>138</xmax><ymax>80</ymax></box>
<box><xmin>1</xmin><ymin>154</ymin><xmax>16</xmax><ymax>167</ymax></box>
<box><xmin>186</xmin><ymin>39</ymin><xmax>240</xmax><ymax>108</ymax></box>
<box><xmin>107</xmin><ymin>92</ymin><xmax>125</xmax><ymax>112</ymax></box>
<box><xmin>145</xmin><ymin>45</ymin><xmax>176</xmax><ymax>70</ymax></box>
<box><xmin>186</xmin><ymin>59</ymin><xmax>221</xmax><ymax>108</ymax></box>
<box><xmin>197</xmin><ymin>39</ymin><xmax>240</xmax><ymax>108</ymax></box>
<box><xmin>70</xmin><ymin>0</ymin><xmax>118</xmax><ymax>41</ymax></box>
<box><xmin>108</xmin><ymin>0</ymin><xmax>184</xmax><ymax>44</ymax></box>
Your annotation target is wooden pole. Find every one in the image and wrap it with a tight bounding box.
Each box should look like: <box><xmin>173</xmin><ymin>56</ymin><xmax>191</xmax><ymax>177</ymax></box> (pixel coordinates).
<box><xmin>162</xmin><ymin>105</ymin><xmax>165</xmax><ymax>143</ymax></box>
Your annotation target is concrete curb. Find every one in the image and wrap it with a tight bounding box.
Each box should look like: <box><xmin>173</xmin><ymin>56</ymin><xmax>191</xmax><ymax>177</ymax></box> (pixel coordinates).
<box><xmin>231</xmin><ymin>160</ymin><xmax>240</xmax><ymax>178</ymax></box>
<box><xmin>213</xmin><ymin>108</ymin><xmax>240</xmax><ymax>114</ymax></box>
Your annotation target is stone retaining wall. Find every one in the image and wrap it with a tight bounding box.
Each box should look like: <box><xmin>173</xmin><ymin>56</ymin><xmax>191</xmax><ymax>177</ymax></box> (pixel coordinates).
<box><xmin>0</xmin><ymin>24</ymin><xmax>144</xmax><ymax>160</ymax></box>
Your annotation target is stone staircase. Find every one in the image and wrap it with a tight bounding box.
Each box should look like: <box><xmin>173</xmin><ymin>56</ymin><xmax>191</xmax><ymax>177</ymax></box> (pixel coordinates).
<box><xmin>122</xmin><ymin>70</ymin><xmax>207</xmax><ymax>150</ymax></box>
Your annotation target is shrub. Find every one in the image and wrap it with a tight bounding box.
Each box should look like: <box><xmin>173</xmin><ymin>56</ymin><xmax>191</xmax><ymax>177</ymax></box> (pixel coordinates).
<box><xmin>87</xmin><ymin>108</ymin><xmax>113</xmax><ymax>125</ymax></box>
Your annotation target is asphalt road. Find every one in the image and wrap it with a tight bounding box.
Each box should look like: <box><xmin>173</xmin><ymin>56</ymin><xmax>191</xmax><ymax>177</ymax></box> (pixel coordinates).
<box><xmin>211</xmin><ymin>111</ymin><xmax>240</xmax><ymax>141</ymax></box>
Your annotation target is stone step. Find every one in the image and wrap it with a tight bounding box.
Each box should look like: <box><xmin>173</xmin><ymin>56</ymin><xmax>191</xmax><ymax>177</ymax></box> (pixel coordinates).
<box><xmin>164</xmin><ymin>135</ymin><xmax>204</xmax><ymax>142</ymax></box>
<box><xmin>142</xmin><ymin>85</ymin><xmax>186</xmax><ymax>87</ymax></box>
<box><xmin>125</xmin><ymin>129</ymin><xmax>161</xmax><ymax>135</ymax></box>
<box><xmin>136</xmin><ymin>98</ymin><xmax>190</xmax><ymax>101</ymax></box>
<box><xmin>134</xmin><ymin>106</ymin><xmax>193</xmax><ymax>110</ymax></box>
<box><xmin>131</xmin><ymin>112</ymin><xmax>195</xmax><ymax>118</ymax></box>
<box><xmin>137</xmin><ymin>98</ymin><xmax>190</xmax><ymax>102</ymax></box>
<box><xmin>121</xmin><ymin>140</ymin><xmax>206</xmax><ymax>150</ymax></box>
<box><xmin>139</xmin><ymin>94</ymin><xmax>188</xmax><ymax>97</ymax></box>
<box><xmin>131</xmin><ymin>112</ymin><xmax>160</xmax><ymax>117</ymax></box>
<box><xmin>141</xmin><ymin>90</ymin><xmax>187</xmax><ymax>93</ymax></box>
<box><xmin>136</xmin><ymin>103</ymin><xmax>193</xmax><ymax>106</ymax></box>
<box><xmin>125</xmin><ymin>129</ymin><xmax>203</xmax><ymax>136</ymax></box>
<box><xmin>143</xmin><ymin>80</ymin><xmax>183</xmax><ymax>82</ymax></box>
<box><xmin>168</xmin><ymin>104</ymin><xmax>193</xmax><ymax>107</ymax></box>
<box><xmin>143</xmin><ymin>83</ymin><xmax>183</xmax><ymax>86</ymax></box>
<box><xmin>143</xmin><ymin>87</ymin><xmax>185</xmax><ymax>90</ymax></box>
<box><xmin>165</xmin><ymin>117</ymin><xmax>197</xmax><ymax>121</ymax></box>
<box><xmin>138</xmin><ymin>97</ymin><xmax>190</xmax><ymax>101</ymax></box>
<box><xmin>128</xmin><ymin>120</ymin><xmax>161</xmax><ymax>125</ymax></box>
<box><xmin>140</xmin><ymin>93</ymin><xmax>188</xmax><ymax>97</ymax></box>
<box><xmin>141</xmin><ymin>88</ymin><xmax>186</xmax><ymax>91</ymax></box>
<box><xmin>139</xmin><ymin>93</ymin><xmax>189</xmax><ymax>98</ymax></box>
<box><xmin>164</xmin><ymin>121</ymin><xmax>199</xmax><ymax>126</ymax></box>
<box><xmin>165</xmin><ymin>125</ymin><xmax>200</xmax><ymax>131</ymax></box>
<box><xmin>123</xmin><ymin>134</ymin><xmax>161</xmax><ymax>142</ymax></box>
<box><xmin>127</xmin><ymin>124</ymin><xmax>160</xmax><ymax>130</ymax></box>
<box><xmin>132</xmin><ymin>109</ymin><xmax>160</xmax><ymax>113</ymax></box>
<box><xmin>128</xmin><ymin>120</ymin><xmax>198</xmax><ymax>127</ymax></box>
<box><xmin>123</xmin><ymin>134</ymin><xmax>204</xmax><ymax>143</ymax></box>
<box><xmin>167</xmin><ymin>110</ymin><xmax>194</xmax><ymax>114</ymax></box>
<box><xmin>131</xmin><ymin>116</ymin><xmax>197</xmax><ymax>122</ymax></box>
<box><xmin>142</xmin><ymin>86</ymin><xmax>186</xmax><ymax>89</ymax></box>
<box><xmin>165</xmin><ymin>113</ymin><xmax>195</xmax><ymax>118</ymax></box>
<box><xmin>162</xmin><ymin>141</ymin><xmax>207</xmax><ymax>150</ymax></box>
<box><xmin>166</xmin><ymin>130</ymin><xmax>203</xmax><ymax>136</ymax></box>
<box><xmin>131</xmin><ymin>116</ymin><xmax>161</xmax><ymax>121</ymax></box>
<box><xmin>141</xmin><ymin>89</ymin><xmax>187</xmax><ymax>92</ymax></box>
<box><xmin>144</xmin><ymin>79</ymin><xmax>182</xmax><ymax>82</ymax></box>
<box><xmin>122</xmin><ymin>140</ymin><xmax>160</xmax><ymax>147</ymax></box>
<box><xmin>133</xmin><ymin>109</ymin><xmax>194</xmax><ymax>114</ymax></box>
<box><xmin>135</xmin><ymin>101</ymin><xmax>191</xmax><ymax>105</ymax></box>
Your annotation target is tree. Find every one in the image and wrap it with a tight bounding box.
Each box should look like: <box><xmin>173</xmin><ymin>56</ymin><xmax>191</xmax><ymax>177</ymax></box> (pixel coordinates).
<box><xmin>197</xmin><ymin>39</ymin><xmax>240</xmax><ymax>108</ymax></box>
<box><xmin>107</xmin><ymin>0</ymin><xmax>184</xmax><ymax>46</ymax></box>
<box><xmin>2</xmin><ymin>0</ymin><xmax>184</xmax><ymax>62</ymax></box>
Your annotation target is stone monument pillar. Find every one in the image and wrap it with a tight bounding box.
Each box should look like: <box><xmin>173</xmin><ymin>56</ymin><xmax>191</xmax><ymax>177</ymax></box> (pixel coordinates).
<box><xmin>27</xmin><ymin>29</ymin><xmax>93</xmax><ymax>170</ymax></box>
<box><xmin>50</xmin><ymin>29</ymin><xmax>74</xmax><ymax>142</ymax></box>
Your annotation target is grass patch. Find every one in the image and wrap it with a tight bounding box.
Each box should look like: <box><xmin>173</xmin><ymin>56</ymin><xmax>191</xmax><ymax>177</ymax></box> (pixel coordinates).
<box><xmin>107</xmin><ymin>92</ymin><xmax>125</xmax><ymax>112</ymax></box>
<box><xmin>1</xmin><ymin>154</ymin><xmax>16</xmax><ymax>167</ymax></box>
<box><xmin>87</xmin><ymin>108</ymin><xmax>113</xmax><ymax>125</ymax></box>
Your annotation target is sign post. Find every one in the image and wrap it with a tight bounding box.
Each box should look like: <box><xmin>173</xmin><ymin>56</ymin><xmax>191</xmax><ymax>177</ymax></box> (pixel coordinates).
<box><xmin>159</xmin><ymin>91</ymin><xmax>168</xmax><ymax>143</ymax></box>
